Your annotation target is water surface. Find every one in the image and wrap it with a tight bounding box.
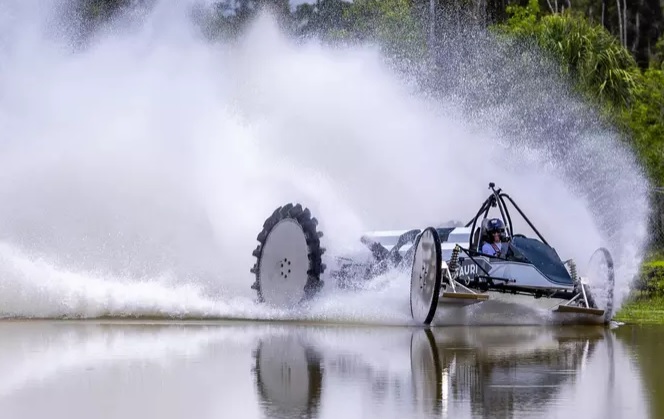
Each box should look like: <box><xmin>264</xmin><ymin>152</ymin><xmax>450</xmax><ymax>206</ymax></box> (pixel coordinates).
<box><xmin>0</xmin><ymin>321</ymin><xmax>659</xmax><ymax>419</ymax></box>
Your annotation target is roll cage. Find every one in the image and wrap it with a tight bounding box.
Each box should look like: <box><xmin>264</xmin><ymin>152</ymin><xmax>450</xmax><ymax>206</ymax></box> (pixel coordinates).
<box><xmin>466</xmin><ymin>182</ymin><xmax>550</xmax><ymax>253</ymax></box>
<box><xmin>353</xmin><ymin>181</ymin><xmax>574</xmax><ymax>289</ymax></box>
<box><xmin>456</xmin><ymin>183</ymin><xmax>574</xmax><ymax>289</ymax></box>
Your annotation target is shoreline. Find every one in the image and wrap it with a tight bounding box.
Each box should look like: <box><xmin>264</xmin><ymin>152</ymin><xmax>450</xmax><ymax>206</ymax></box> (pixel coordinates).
<box><xmin>615</xmin><ymin>295</ymin><xmax>664</xmax><ymax>325</ymax></box>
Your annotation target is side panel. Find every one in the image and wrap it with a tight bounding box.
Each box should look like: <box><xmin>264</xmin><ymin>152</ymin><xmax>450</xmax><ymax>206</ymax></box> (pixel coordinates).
<box><xmin>490</xmin><ymin>261</ymin><xmax>574</xmax><ymax>290</ymax></box>
<box><xmin>457</xmin><ymin>257</ymin><xmax>491</xmax><ymax>279</ymax></box>
<box><xmin>456</xmin><ymin>258</ymin><xmax>574</xmax><ymax>291</ymax></box>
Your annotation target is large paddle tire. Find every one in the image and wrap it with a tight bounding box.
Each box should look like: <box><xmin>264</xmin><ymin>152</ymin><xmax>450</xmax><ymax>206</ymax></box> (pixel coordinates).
<box><xmin>250</xmin><ymin>203</ymin><xmax>326</xmax><ymax>307</ymax></box>
<box><xmin>583</xmin><ymin>247</ymin><xmax>615</xmax><ymax>323</ymax></box>
<box><xmin>410</xmin><ymin>227</ymin><xmax>443</xmax><ymax>325</ymax></box>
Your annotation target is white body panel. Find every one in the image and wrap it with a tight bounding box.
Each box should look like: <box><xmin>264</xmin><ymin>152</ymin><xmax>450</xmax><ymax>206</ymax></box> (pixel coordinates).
<box><xmin>362</xmin><ymin>227</ymin><xmax>472</xmax><ymax>257</ymax></box>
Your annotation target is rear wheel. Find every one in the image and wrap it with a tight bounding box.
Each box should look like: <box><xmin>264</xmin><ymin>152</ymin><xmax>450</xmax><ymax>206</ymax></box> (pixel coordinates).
<box><xmin>251</xmin><ymin>203</ymin><xmax>326</xmax><ymax>307</ymax></box>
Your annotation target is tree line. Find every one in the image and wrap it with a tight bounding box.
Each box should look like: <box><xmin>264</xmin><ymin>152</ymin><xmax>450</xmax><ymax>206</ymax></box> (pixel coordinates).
<box><xmin>194</xmin><ymin>0</ymin><xmax>663</xmax><ymax>67</ymax></box>
<box><xmin>75</xmin><ymin>0</ymin><xmax>662</xmax><ymax>69</ymax></box>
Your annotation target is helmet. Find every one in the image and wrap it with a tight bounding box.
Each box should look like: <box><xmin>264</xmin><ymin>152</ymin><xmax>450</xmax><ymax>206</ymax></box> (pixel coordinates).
<box><xmin>486</xmin><ymin>218</ymin><xmax>505</xmax><ymax>234</ymax></box>
<box><xmin>484</xmin><ymin>218</ymin><xmax>508</xmax><ymax>243</ymax></box>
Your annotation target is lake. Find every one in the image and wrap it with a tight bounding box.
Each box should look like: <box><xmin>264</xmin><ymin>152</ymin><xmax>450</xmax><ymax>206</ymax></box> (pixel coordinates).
<box><xmin>0</xmin><ymin>321</ymin><xmax>660</xmax><ymax>419</ymax></box>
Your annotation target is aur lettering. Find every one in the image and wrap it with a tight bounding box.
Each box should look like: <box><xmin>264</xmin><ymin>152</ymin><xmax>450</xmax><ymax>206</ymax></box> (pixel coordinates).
<box><xmin>459</xmin><ymin>263</ymin><xmax>478</xmax><ymax>277</ymax></box>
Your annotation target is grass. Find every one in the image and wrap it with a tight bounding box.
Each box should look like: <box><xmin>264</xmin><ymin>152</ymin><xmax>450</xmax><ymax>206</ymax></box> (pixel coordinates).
<box><xmin>611</xmin><ymin>253</ymin><xmax>664</xmax><ymax>325</ymax></box>
<box><xmin>615</xmin><ymin>294</ymin><xmax>664</xmax><ymax>325</ymax></box>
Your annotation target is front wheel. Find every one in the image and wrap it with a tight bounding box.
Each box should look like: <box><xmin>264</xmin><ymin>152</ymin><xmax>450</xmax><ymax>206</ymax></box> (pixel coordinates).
<box><xmin>410</xmin><ymin>227</ymin><xmax>442</xmax><ymax>325</ymax></box>
<box><xmin>583</xmin><ymin>247</ymin><xmax>615</xmax><ymax>323</ymax></box>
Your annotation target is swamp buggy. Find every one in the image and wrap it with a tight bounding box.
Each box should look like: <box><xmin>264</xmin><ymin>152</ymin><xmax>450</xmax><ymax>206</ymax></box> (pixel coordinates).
<box><xmin>249</xmin><ymin>182</ymin><xmax>615</xmax><ymax>325</ymax></box>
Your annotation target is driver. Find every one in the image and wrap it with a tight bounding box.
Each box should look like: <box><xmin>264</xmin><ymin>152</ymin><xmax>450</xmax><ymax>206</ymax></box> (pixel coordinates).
<box><xmin>481</xmin><ymin>218</ymin><xmax>507</xmax><ymax>257</ymax></box>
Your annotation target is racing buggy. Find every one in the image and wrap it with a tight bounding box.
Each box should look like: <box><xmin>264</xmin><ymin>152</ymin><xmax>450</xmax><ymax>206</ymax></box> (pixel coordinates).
<box><xmin>249</xmin><ymin>183</ymin><xmax>615</xmax><ymax>325</ymax></box>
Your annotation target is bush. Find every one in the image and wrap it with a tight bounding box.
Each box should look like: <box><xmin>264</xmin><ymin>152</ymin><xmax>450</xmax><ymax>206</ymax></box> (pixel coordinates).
<box><xmin>620</xmin><ymin>68</ymin><xmax>664</xmax><ymax>185</ymax></box>
<box><xmin>634</xmin><ymin>260</ymin><xmax>664</xmax><ymax>296</ymax></box>
<box><xmin>494</xmin><ymin>0</ymin><xmax>641</xmax><ymax>110</ymax></box>
<box><xmin>653</xmin><ymin>36</ymin><xmax>664</xmax><ymax>70</ymax></box>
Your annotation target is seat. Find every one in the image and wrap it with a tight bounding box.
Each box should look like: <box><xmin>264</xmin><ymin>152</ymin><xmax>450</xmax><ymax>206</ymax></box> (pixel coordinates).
<box><xmin>471</xmin><ymin>218</ymin><xmax>493</xmax><ymax>252</ymax></box>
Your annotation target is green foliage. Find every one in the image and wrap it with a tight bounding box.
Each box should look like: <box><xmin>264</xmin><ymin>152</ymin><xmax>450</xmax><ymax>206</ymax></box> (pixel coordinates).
<box><xmin>653</xmin><ymin>36</ymin><xmax>664</xmax><ymax>70</ymax></box>
<box><xmin>614</xmin><ymin>295</ymin><xmax>664</xmax><ymax>324</ymax></box>
<box><xmin>502</xmin><ymin>0</ymin><xmax>540</xmax><ymax>33</ymax></box>
<box><xmin>495</xmin><ymin>3</ymin><xmax>664</xmax><ymax>189</ymax></box>
<box><xmin>622</xmin><ymin>68</ymin><xmax>664</xmax><ymax>183</ymax></box>
<box><xmin>634</xmin><ymin>260</ymin><xmax>664</xmax><ymax>296</ymax></box>
<box><xmin>496</xmin><ymin>0</ymin><xmax>640</xmax><ymax>108</ymax></box>
<box><xmin>537</xmin><ymin>16</ymin><xmax>638</xmax><ymax>107</ymax></box>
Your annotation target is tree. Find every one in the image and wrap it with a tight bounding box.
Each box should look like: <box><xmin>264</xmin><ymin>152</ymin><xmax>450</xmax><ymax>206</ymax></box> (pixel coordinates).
<box><xmin>497</xmin><ymin>0</ymin><xmax>664</xmax><ymax>245</ymax></box>
<box><xmin>292</xmin><ymin>0</ymin><xmax>354</xmax><ymax>38</ymax></box>
<box><xmin>340</xmin><ymin>0</ymin><xmax>427</xmax><ymax>62</ymax></box>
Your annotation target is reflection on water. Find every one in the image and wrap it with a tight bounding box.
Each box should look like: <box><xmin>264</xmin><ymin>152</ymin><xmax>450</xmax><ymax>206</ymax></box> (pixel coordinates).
<box><xmin>0</xmin><ymin>321</ymin><xmax>657</xmax><ymax>419</ymax></box>
<box><xmin>410</xmin><ymin>328</ymin><xmax>608</xmax><ymax>418</ymax></box>
<box><xmin>253</xmin><ymin>334</ymin><xmax>323</xmax><ymax>419</ymax></box>
<box><xmin>614</xmin><ymin>325</ymin><xmax>664</xmax><ymax>419</ymax></box>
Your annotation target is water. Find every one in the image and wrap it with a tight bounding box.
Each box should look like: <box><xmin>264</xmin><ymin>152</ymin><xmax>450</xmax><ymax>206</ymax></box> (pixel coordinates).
<box><xmin>0</xmin><ymin>320</ymin><xmax>659</xmax><ymax>419</ymax></box>
<box><xmin>0</xmin><ymin>0</ymin><xmax>650</xmax><ymax>325</ymax></box>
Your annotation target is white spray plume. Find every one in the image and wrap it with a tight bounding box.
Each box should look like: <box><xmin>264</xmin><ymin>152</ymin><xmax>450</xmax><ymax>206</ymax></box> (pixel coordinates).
<box><xmin>0</xmin><ymin>0</ymin><xmax>649</xmax><ymax>321</ymax></box>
